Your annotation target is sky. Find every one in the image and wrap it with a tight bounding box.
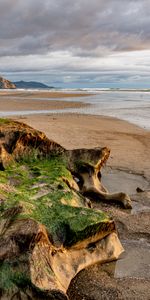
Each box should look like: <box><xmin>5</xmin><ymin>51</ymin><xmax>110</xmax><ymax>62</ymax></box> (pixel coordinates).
<box><xmin>0</xmin><ymin>0</ymin><xmax>150</xmax><ymax>88</ymax></box>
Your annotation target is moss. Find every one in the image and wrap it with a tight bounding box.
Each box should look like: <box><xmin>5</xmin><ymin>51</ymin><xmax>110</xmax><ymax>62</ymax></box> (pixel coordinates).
<box><xmin>0</xmin><ymin>261</ymin><xmax>31</xmax><ymax>291</ymax></box>
<box><xmin>0</xmin><ymin>262</ymin><xmax>14</xmax><ymax>290</ymax></box>
<box><xmin>0</xmin><ymin>156</ymin><xmax>73</xmax><ymax>219</ymax></box>
<box><xmin>30</xmin><ymin>200</ymin><xmax>110</xmax><ymax>246</ymax></box>
<box><xmin>0</xmin><ymin>154</ymin><xmax>112</xmax><ymax>247</ymax></box>
<box><xmin>0</xmin><ymin>118</ymin><xmax>11</xmax><ymax>125</ymax></box>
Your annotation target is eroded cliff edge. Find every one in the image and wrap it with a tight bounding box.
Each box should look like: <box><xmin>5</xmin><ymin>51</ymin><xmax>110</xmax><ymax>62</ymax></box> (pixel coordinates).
<box><xmin>0</xmin><ymin>76</ymin><xmax>16</xmax><ymax>89</ymax></box>
<box><xmin>0</xmin><ymin>118</ymin><xmax>130</xmax><ymax>299</ymax></box>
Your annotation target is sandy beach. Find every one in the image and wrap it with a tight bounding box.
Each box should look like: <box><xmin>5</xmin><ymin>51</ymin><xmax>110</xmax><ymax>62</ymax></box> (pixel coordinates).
<box><xmin>12</xmin><ymin>113</ymin><xmax>150</xmax><ymax>179</ymax></box>
<box><xmin>2</xmin><ymin>90</ymin><xmax>149</xmax><ymax>177</ymax></box>
<box><xmin>0</xmin><ymin>90</ymin><xmax>90</xmax><ymax>98</ymax></box>
<box><xmin>0</xmin><ymin>90</ymin><xmax>89</xmax><ymax>111</ymax></box>
<box><xmin>1</xmin><ymin>91</ymin><xmax>150</xmax><ymax>299</ymax></box>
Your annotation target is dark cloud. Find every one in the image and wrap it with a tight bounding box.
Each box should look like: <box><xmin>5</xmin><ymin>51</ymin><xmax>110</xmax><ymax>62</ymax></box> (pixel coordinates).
<box><xmin>1</xmin><ymin>0</ymin><xmax>150</xmax><ymax>87</ymax></box>
<box><xmin>0</xmin><ymin>0</ymin><xmax>150</xmax><ymax>57</ymax></box>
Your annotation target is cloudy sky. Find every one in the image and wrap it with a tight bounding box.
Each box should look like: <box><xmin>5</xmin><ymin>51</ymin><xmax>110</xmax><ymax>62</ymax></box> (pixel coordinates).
<box><xmin>0</xmin><ymin>0</ymin><xmax>150</xmax><ymax>88</ymax></box>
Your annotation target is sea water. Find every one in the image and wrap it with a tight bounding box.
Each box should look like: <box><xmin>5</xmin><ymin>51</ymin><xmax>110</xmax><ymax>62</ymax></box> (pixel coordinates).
<box><xmin>0</xmin><ymin>89</ymin><xmax>150</xmax><ymax>129</ymax></box>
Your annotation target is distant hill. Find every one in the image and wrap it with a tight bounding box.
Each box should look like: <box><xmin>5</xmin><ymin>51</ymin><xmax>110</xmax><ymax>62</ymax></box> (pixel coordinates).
<box><xmin>14</xmin><ymin>80</ymin><xmax>54</xmax><ymax>89</ymax></box>
<box><xmin>0</xmin><ymin>76</ymin><xmax>16</xmax><ymax>89</ymax></box>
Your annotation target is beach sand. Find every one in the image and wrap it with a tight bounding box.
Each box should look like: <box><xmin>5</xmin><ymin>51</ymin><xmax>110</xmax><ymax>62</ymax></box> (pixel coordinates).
<box><xmin>13</xmin><ymin>113</ymin><xmax>150</xmax><ymax>179</ymax></box>
<box><xmin>0</xmin><ymin>90</ymin><xmax>90</xmax><ymax>98</ymax></box>
<box><xmin>0</xmin><ymin>90</ymin><xmax>89</xmax><ymax>111</ymax></box>
<box><xmin>1</xmin><ymin>91</ymin><xmax>150</xmax><ymax>299</ymax></box>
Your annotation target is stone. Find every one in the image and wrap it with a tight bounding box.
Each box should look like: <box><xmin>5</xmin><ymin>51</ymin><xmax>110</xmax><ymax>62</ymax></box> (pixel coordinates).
<box><xmin>0</xmin><ymin>119</ymin><xmax>127</xmax><ymax>299</ymax></box>
<box><xmin>0</xmin><ymin>76</ymin><xmax>16</xmax><ymax>89</ymax></box>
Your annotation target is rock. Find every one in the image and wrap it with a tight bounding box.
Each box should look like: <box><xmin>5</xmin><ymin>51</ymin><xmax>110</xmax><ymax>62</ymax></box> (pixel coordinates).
<box><xmin>0</xmin><ymin>76</ymin><xmax>16</xmax><ymax>89</ymax></box>
<box><xmin>0</xmin><ymin>119</ymin><xmax>65</xmax><ymax>161</ymax></box>
<box><xmin>13</xmin><ymin>80</ymin><xmax>53</xmax><ymax>89</ymax></box>
<box><xmin>0</xmin><ymin>144</ymin><xmax>14</xmax><ymax>170</ymax></box>
<box><xmin>136</xmin><ymin>187</ymin><xmax>144</xmax><ymax>193</ymax></box>
<box><xmin>0</xmin><ymin>119</ymin><xmax>127</xmax><ymax>299</ymax></box>
<box><xmin>66</xmin><ymin>148</ymin><xmax>132</xmax><ymax>209</ymax></box>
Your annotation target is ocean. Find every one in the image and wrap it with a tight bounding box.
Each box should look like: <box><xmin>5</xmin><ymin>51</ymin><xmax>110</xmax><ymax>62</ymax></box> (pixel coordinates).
<box><xmin>0</xmin><ymin>89</ymin><xmax>150</xmax><ymax>129</ymax></box>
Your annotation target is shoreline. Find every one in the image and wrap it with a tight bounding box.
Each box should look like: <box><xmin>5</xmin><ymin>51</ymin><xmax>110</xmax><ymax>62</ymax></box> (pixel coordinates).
<box><xmin>0</xmin><ymin>89</ymin><xmax>150</xmax><ymax>130</ymax></box>
<box><xmin>0</xmin><ymin>90</ymin><xmax>91</xmax><ymax>97</ymax></box>
<box><xmin>0</xmin><ymin>90</ymin><xmax>149</xmax><ymax>177</ymax></box>
<box><xmin>0</xmin><ymin>89</ymin><xmax>90</xmax><ymax>112</ymax></box>
<box><xmin>0</xmin><ymin>99</ymin><xmax>89</xmax><ymax>112</ymax></box>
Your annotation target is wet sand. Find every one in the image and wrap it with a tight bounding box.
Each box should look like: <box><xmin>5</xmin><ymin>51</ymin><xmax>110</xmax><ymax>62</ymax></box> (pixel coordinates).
<box><xmin>0</xmin><ymin>90</ymin><xmax>89</xmax><ymax>111</ymax></box>
<box><xmin>0</xmin><ymin>90</ymin><xmax>90</xmax><ymax>98</ymax></box>
<box><xmin>0</xmin><ymin>98</ymin><xmax>88</xmax><ymax>111</ymax></box>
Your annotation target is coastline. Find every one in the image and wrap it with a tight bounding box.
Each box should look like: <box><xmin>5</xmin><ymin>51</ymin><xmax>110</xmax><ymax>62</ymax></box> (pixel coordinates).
<box><xmin>0</xmin><ymin>89</ymin><xmax>150</xmax><ymax>130</ymax></box>
<box><xmin>0</xmin><ymin>90</ymin><xmax>91</xmax><ymax>98</ymax></box>
<box><xmin>0</xmin><ymin>97</ymin><xmax>89</xmax><ymax>112</ymax></box>
<box><xmin>0</xmin><ymin>89</ymin><xmax>149</xmax><ymax>177</ymax></box>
